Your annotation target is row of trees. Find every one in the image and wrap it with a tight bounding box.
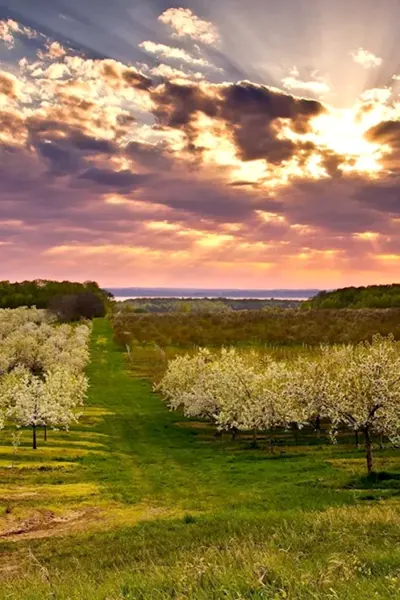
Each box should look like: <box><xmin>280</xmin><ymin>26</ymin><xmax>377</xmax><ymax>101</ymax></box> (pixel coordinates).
<box><xmin>116</xmin><ymin>298</ymin><xmax>299</xmax><ymax>314</ymax></box>
<box><xmin>0</xmin><ymin>308</ymin><xmax>90</xmax><ymax>448</ymax></box>
<box><xmin>113</xmin><ymin>308</ymin><xmax>400</xmax><ymax>348</ymax></box>
<box><xmin>158</xmin><ymin>335</ymin><xmax>400</xmax><ymax>473</ymax></box>
<box><xmin>305</xmin><ymin>284</ymin><xmax>400</xmax><ymax>309</ymax></box>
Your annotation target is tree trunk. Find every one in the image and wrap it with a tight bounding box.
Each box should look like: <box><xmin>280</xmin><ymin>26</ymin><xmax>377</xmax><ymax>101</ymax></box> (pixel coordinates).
<box><xmin>251</xmin><ymin>429</ymin><xmax>258</xmax><ymax>448</ymax></box>
<box><xmin>315</xmin><ymin>415</ymin><xmax>321</xmax><ymax>438</ymax></box>
<box><xmin>269</xmin><ymin>437</ymin><xmax>275</xmax><ymax>454</ymax></box>
<box><xmin>44</xmin><ymin>425</ymin><xmax>47</xmax><ymax>441</ymax></box>
<box><xmin>379</xmin><ymin>434</ymin><xmax>384</xmax><ymax>449</ymax></box>
<box><xmin>231</xmin><ymin>427</ymin><xmax>238</xmax><ymax>441</ymax></box>
<box><xmin>32</xmin><ymin>425</ymin><xmax>37</xmax><ymax>450</ymax></box>
<box><xmin>291</xmin><ymin>423</ymin><xmax>299</xmax><ymax>445</ymax></box>
<box><xmin>355</xmin><ymin>430</ymin><xmax>359</xmax><ymax>447</ymax></box>
<box><xmin>364</xmin><ymin>427</ymin><xmax>373</xmax><ymax>474</ymax></box>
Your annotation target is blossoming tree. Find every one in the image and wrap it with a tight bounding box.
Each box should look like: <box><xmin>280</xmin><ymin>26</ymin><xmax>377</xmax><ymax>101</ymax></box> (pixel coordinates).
<box><xmin>0</xmin><ymin>307</ymin><xmax>91</xmax><ymax>448</ymax></box>
<box><xmin>325</xmin><ymin>335</ymin><xmax>400</xmax><ymax>473</ymax></box>
<box><xmin>159</xmin><ymin>335</ymin><xmax>400</xmax><ymax>473</ymax></box>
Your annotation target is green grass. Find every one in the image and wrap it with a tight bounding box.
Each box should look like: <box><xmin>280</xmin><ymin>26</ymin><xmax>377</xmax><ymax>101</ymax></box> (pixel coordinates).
<box><xmin>0</xmin><ymin>319</ymin><xmax>399</xmax><ymax>599</ymax></box>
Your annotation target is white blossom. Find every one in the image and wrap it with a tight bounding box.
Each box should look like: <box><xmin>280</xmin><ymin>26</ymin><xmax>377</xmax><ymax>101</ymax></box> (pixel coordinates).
<box><xmin>159</xmin><ymin>336</ymin><xmax>400</xmax><ymax>472</ymax></box>
<box><xmin>0</xmin><ymin>307</ymin><xmax>90</xmax><ymax>446</ymax></box>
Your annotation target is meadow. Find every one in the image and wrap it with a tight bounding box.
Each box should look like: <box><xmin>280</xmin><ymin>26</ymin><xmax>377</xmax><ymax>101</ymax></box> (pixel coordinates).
<box><xmin>0</xmin><ymin>318</ymin><xmax>399</xmax><ymax>599</ymax></box>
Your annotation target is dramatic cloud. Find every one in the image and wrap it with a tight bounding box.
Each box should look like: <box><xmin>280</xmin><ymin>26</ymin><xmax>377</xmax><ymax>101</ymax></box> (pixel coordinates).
<box><xmin>351</xmin><ymin>48</ymin><xmax>382</xmax><ymax>69</ymax></box>
<box><xmin>0</xmin><ymin>6</ymin><xmax>398</xmax><ymax>288</ymax></box>
<box><xmin>150</xmin><ymin>79</ymin><xmax>326</xmax><ymax>174</ymax></box>
<box><xmin>158</xmin><ymin>8</ymin><xmax>220</xmax><ymax>45</ymax></box>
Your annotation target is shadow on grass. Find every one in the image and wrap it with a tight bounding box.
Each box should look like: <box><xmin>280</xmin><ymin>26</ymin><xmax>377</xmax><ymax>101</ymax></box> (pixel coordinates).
<box><xmin>346</xmin><ymin>471</ymin><xmax>400</xmax><ymax>490</ymax></box>
<box><xmin>236</xmin><ymin>451</ymin><xmax>307</xmax><ymax>462</ymax></box>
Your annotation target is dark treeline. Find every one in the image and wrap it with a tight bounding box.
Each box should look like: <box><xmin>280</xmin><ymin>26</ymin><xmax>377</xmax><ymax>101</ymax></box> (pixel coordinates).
<box><xmin>119</xmin><ymin>297</ymin><xmax>301</xmax><ymax>313</ymax></box>
<box><xmin>112</xmin><ymin>308</ymin><xmax>400</xmax><ymax>347</ymax></box>
<box><xmin>305</xmin><ymin>284</ymin><xmax>400</xmax><ymax>309</ymax></box>
<box><xmin>0</xmin><ymin>280</ymin><xmax>113</xmax><ymax>318</ymax></box>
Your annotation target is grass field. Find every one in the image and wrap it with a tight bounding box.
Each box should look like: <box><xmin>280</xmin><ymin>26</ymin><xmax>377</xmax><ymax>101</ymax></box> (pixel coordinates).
<box><xmin>0</xmin><ymin>319</ymin><xmax>399</xmax><ymax>599</ymax></box>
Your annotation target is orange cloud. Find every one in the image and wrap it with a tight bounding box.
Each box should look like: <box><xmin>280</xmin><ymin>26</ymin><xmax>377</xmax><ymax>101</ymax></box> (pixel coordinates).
<box><xmin>38</xmin><ymin>41</ymin><xmax>67</xmax><ymax>59</ymax></box>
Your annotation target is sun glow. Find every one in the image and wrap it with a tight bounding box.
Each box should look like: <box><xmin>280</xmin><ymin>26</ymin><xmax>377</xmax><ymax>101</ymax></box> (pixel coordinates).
<box><xmin>310</xmin><ymin>112</ymin><xmax>383</xmax><ymax>173</ymax></box>
<box><xmin>354</xmin><ymin>231</ymin><xmax>380</xmax><ymax>241</ymax></box>
<box><xmin>192</xmin><ymin>114</ymin><xmax>330</xmax><ymax>190</ymax></box>
<box><xmin>189</xmin><ymin>96</ymin><xmax>394</xmax><ymax>191</ymax></box>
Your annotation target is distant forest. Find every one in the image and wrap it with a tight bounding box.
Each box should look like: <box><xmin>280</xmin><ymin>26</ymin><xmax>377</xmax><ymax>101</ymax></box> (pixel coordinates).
<box><xmin>3</xmin><ymin>281</ymin><xmax>400</xmax><ymax>314</ymax></box>
<box><xmin>0</xmin><ymin>280</ymin><xmax>113</xmax><ymax>310</ymax></box>
<box><xmin>305</xmin><ymin>284</ymin><xmax>400</xmax><ymax>309</ymax></box>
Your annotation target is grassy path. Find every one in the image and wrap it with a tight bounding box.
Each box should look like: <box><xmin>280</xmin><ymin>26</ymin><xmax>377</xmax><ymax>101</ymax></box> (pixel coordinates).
<box><xmin>85</xmin><ymin>322</ymin><xmax>348</xmax><ymax>512</ymax></box>
<box><xmin>0</xmin><ymin>319</ymin><xmax>399</xmax><ymax>599</ymax></box>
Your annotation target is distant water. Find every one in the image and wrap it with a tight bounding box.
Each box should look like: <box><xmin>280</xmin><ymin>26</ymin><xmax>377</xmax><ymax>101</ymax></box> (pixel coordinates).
<box><xmin>107</xmin><ymin>288</ymin><xmax>320</xmax><ymax>301</ymax></box>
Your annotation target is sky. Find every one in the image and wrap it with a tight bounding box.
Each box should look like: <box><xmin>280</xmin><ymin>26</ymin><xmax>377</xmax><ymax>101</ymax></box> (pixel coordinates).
<box><xmin>0</xmin><ymin>0</ymin><xmax>400</xmax><ymax>289</ymax></box>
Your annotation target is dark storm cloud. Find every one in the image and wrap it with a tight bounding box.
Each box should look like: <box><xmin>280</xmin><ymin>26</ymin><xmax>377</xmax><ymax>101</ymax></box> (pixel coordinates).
<box><xmin>219</xmin><ymin>82</ymin><xmax>324</xmax><ymax>163</ymax></box>
<box><xmin>35</xmin><ymin>140</ymin><xmax>82</xmax><ymax>175</ymax></box>
<box><xmin>66</xmin><ymin>131</ymin><xmax>116</xmax><ymax>153</ymax></box>
<box><xmin>78</xmin><ymin>167</ymin><xmax>154</xmax><ymax>189</ymax></box>
<box><xmin>29</xmin><ymin>122</ymin><xmax>116</xmax><ymax>170</ymax></box>
<box><xmin>152</xmin><ymin>81</ymin><xmax>218</xmax><ymax>127</ymax></box>
<box><xmin>152</xmin><ymin>80</ymin><xmax>325</xmax><ymax>164</ymax></box>
<box><xmin>28</xmin><ymin>123</ymin><xmax>117</xmax><ymax>175</ymax></box>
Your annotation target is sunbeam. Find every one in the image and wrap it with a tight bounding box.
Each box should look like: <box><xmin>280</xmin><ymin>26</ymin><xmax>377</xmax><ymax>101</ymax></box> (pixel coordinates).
<box><xmin>0</xmin><ymin>0</ymin><xmax>399</xmax><ymax>287</ymax></box>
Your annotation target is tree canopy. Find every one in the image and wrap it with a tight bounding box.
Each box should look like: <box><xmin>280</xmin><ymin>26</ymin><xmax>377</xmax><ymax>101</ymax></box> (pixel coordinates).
<box><xmin>0</xmin><ymin>280</ymin><xmax>113</xmax><ymax>316</ymax></box>
<box><xmin>304</xmin><ymin>284</ymin><xmax>400</xmax><ymax>309</ymax></box>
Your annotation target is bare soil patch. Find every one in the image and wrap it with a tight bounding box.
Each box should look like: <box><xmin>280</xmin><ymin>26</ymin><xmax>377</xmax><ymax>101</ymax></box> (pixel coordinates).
<box><xmin>0</xmin><ymin>507</ymin><xmax>100</xmax><ymax>541</ymax></box>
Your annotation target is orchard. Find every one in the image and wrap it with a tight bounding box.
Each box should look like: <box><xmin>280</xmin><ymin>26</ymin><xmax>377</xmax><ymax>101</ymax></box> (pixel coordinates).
<box><xmin>158</xmin><ymin>335</ymin><xmax>400</xmax><ymax>473</ymax></box>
